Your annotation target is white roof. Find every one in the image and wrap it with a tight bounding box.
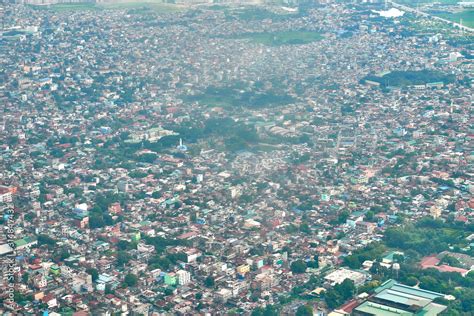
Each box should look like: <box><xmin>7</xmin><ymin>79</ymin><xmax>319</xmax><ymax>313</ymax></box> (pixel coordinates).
<box><xmin>0</xmin><ymin>244</ymin><xmax>13</xmax><ymax>256</ymax></box>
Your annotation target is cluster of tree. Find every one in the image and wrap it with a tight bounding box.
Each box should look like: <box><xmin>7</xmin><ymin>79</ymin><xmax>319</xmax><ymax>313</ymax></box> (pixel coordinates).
<box><xmin>86</xmin><ymin>268</ymin><xmax>99</xmax><ymax>282</ymax></box>
<box><xmin>290</xmin><ymin>260</ymin><xmax>307</xmax><ymax>274</ymax></box>
<box><xmin>117</xmin><ymin>240</ymin><xmax>138</xmax><ymax>251</ymax></box>
<box><xmin>129</xmin><ymin>170</ymin><xmax>149</xmax><ymax>179</ymax></box>
<box><xmin>307</xmin><ymin>255</ymin><xmax>319</xmax><ymax>269</ymax></box>
<box><xmin>135</xmin><ymin>152</ymin><xmax>158</xmax><ymax>163</ymax></box>
<box><xmin>37</xmin><ymin>234</ymin><xmax>57</xmax><ymax>248</ymax></box>
<box><xmin>89</xmin><ymin>209</ymin><xmax>114</xmax><ymax>229</ymax></box>
<box><xmin>324</xmin><ymin>279</ymin><xmax>356</xmax><ymax>309</ymax></box>
<box><xmin>347</xmin><ymin>217</ymin><xmax>474</xmax><ymax>313</ymax></box>
<box><xmin>284</xmin><ymin>222</ymin><xmax>313</xmax><ymax>234</ymax></box>
<box><xmin>150</xmin><ymin>249</ymin><xmax>188</xmax><ymax>269</ymax></box>
<box><xmin>251</xmin><ymin>304</ymin><xmax>279</xmax><ymax>316</ymax></box>
<box><xmin>143</xmin><ymin>135</ymin><xmax>182</xmax><ymax>153</ymax></box>
<box><xmin>204</xmin><ymin>276</ymin><xmax>215</xmax><ymax>288</ymax></box>
<box><xmin>88</xmin><ymin>193</ymin><xmax>127</xmax><ymax>229</ymax></box>
<box><xmin>343</xmin><ymin>242</ymin><xmax>386</xmax><ymax>269</ymax></box>
<box><xmin>52</xmin><ymin>247</ymin><xmax>71</xmax><ymax>263</ymax></box>
<box><xmin>144</xmin><ymin>236</ymin><xmax>191</xmax><ymax>254</ymax></box>
<box><xmin>431</xmin><ymin>177</ymin><xmax>456</xmax><ymax>189</ymax></box>
<box><xmin>383</xmin><ymin>218</ymin><xmax>472</xmax><ymax>257</ymax></box>
<box><xmin>439</xmin><ymin>255</ymin><xmax>463</xmax><ymax>268</ymax></box>
<box><xmin>95</xmin><ymin>192</ymin><xmax>125</xmax><ymax>210</ymax></box>
<box><xmin>116</xmin><ymin>251</ymin><xmax>132</xmax><ymax>267</ymax></box>
<box><xmin>329</xmin><ymin>210</ymin><xmax>350</xmax><ymax>225</ymax></box>
<box><xmin>123</xmin><ymin>273</ymin><xmax>138</xmax><ymax>287</ymax></box>
<box><xmin>296</xmin><ymin>305</ymin><xmax>314</xmax><ymax>316</ymax></box>
<box><xmin>136</xmin><ymin>117</ymin><xmax>260</xmax><ymax>154</ymax></box>
<box><xmin>7</xmin><ymin>136</ymin><xmax>20</xmax><ymax>146</ymax></box>
<box><xmin>184</xmin><ymin>84</ymin><xmax>294</xmax><ymax>109</ymax></box>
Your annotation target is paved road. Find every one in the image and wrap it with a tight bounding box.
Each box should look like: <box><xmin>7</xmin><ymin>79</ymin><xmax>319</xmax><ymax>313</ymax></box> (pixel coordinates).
<box><xmin>389</xmin><ymin>0</ymin><xmax>474</xmax><ymax>33</ymax></box>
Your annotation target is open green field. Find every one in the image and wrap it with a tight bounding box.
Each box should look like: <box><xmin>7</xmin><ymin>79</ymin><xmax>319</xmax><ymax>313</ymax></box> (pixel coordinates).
<box><xmin>435</xmin><ymin>9</ymin><xmax>474</xmax><ymax>27</ymax></box>
<box><xmin>238</xmin><ymin>31</ymin><xmax>323</xmax><ymax>46</ymax></box>
<box><xmin>191</xmin><ymin>95</ymin><xmax>234</xmax><ymax>108</ymax></box>
<box><xmin>395</xmin><ymin>0</ymin><xmax>474</xmax><ymax>28</ymax></box>
<box><xmin>396</xmin><ymin>0</ymin><xmax>460</xmax><ymax>5</ymax></box>
<box><xmin>30</xmin><ymin>2</ymin><xmax>98</xmax><ymax>11</ymax></box>
<box><xmin>183</xmin><ymin>84</ymin><xmax>295</xmax><ymax>109</ymax></box>
<box><xmin>30</xmin><ymin>1</ymin><xmax>184</xmax><ymax>13</ymax></box>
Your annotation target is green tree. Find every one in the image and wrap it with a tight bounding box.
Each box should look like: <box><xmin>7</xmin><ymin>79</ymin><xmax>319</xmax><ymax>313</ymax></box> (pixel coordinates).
<box><xmin>325</xmin><ymin>290</ymin><xmax>341</xmax><ymax>309</ymax></box>
<box><xmin>338</xmin><ymin>210</ymin><xmax>350</xmax><ymax>223</ymax></box>
<box><xmin>307</xmin><ymin>259</ymin><xmax>319</xmax><ymax>269</ymax></box>
<box><xmin>89</xmin><ymin>213</ymin><xmax>105</xmax><ymax>229</ymax></box>
<box><xmin>117</xmin><ymin>240</ymin><xmax>130</xmax><ymax>251</ymax></box>
<box><xmin>38</xmin><ymin>234</ymin><xmax>57</xmax><ymax>247</ymax></box>
<box><xmin>124</xmin><ymin>273</ymin><xmax>138</xmax><ymax>287</ymax></box>
<box><xmin>252</xmin><ymin>305</ymin><xmax>279</xmax><ymax>316</ymax></box>
<box><xmin>300</xmin><ymin>223</ymin><xmax>311</xmax><ymax>234</ymax></box>
<box><xmin>86</xmin><ymin>268</ymin><xmax>99</xmax><ymax>282</ymax></box>
<box><xmin>337</xmin><ymin>279</ymin><xmax>356</xmax><ymax>300</ymax></box>
<box><xmin>204</xmin><ymin>276</ymin><xmax>215</xmax><ymax>288</ymax></box>
<box><xmin>22</xmin><ymin>272</ymin><xmax>29</xmax><ymax>284</ymax></box>
<box><xmin>290</xmin><ymin>260</ymin><xmax>307</xmax><ymax>274</ymax></box>
<box><xmin>116</xmin><ymin>251</ymin><xmax>131</xmax><ymax>267</ymax></box>
<box><xmin>296</xmin><ymin>304</ymin><xmax>313</xmax><ymax>316</ymax></box>
<box><xmin>365</xmin><ymin>211</ymin><xmax>375</xmax><ymax>222</ymax></box>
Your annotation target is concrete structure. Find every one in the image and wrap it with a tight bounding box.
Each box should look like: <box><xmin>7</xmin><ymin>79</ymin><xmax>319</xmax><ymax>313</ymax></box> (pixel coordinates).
<box><xmin>324</xmin><ymin>268</ymin><xmax>369</xmax><ymax>286</ymax></box>
<box><xmin>176</xmin><ymin>270</ymin><xmax>191</xmax><ymax>285</ymax></box>
<box><xmin>353</xmin><ymin>280</ymin><xmax>447</xmax><ymax>316</ymax></box>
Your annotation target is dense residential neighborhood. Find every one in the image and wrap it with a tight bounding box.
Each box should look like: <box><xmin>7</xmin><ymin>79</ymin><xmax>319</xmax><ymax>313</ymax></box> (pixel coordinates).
<box><xmin>0</xmin><ymin>0</ymin><xmax>473</xmax><ymax>315</ymax></box>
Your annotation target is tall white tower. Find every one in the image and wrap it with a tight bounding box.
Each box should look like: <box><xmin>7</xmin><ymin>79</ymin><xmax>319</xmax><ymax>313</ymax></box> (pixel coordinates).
<box><xmin>393</xmin><ymin>263</ymin><xmax>400</xmax><ymax>279</ymax></box>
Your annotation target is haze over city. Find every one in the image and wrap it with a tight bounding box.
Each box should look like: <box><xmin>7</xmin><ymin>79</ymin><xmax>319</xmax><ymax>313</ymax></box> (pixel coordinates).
<box><xmin>0</xmin><ymin>0</ymin><xmax>473</xmax><ymax>315</ymax></box>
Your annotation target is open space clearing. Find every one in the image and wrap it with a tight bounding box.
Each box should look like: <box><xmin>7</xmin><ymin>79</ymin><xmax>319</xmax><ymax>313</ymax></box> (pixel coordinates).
<box><xmin>396</xmin><ymin>0</ymin><xmax>461</xmax><ymax>5</ymax></box>
<box><xmin>394</xmin><ymin>0</ymin><xmax>474</xmax><ymax>28</ymax></box>
<box><xmin>435</xmin><ymin>9</ymin><xmax>474</xmax><ymax>27</ymax></box>
<box><xmin>30</xmin><ymin>0</ymin><xmax>184</xmax><ymax>12</ymax></box>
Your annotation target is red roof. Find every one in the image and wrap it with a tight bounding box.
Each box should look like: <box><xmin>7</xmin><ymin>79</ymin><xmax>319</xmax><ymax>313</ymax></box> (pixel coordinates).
<box><xmin>340</xmin><ymin>299</ymin><xmax>361</xmax><ymax>313</ymax></box>
<box><xmin>177</xmin><ymin>231</ymin><xmax>197</xmax><ymax>240</ymax></box>
<box><xmin>420</xmin><ymin>256</ymin><xmax>469</xmax><ymax>275</ymax></box>
<box><xmin>436</xmin><ymin>264</ymin><xmax>469</xmax><ymax>275</ymax></box>
<box><xmin>455</xmin><ymin>215</ymin><xmax>468</xmax><ymax>223</ymax></box>
<box><xmin>420</xmin><ymin>256</ymin><xmax>440</xmax><ymax>269</ymax></box>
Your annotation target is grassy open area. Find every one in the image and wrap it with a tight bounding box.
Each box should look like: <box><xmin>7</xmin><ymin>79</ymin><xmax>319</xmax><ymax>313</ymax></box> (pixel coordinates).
<box><xmin>395</xmin><ymin>0</ymin><xmax>474</xmax><ymax>29</ymax></box>
<box><xmin>183</xmin><ymin>85</ymin><xmax>295</xmax><ymax>109</ymax></box>
<box><xmin>238</xmin><ymin>31</ymin><xmax>323</xmax><ymax>46</ymax></box>
<box><xmin>101</xmin><ymin>1</ymin><xmax>183</xmax><ymax>12</ymax></box>
<box><xmin>30</xmin><ymin>2</ymin><xmax>98</xmax><ymax>11</ymax></box>
<box><xmin>30</xmin><ymin>0</ymin><xmax>184</xmax><ymax>13</ymax></box>
<box><xmin>435</xmin><ymin>9</ymin><xmax>474</xmax><ymax>27</ymax></box>
<box><xmin>396</xmin><ymin>0</ymin><xmax>460</xmax><ymax>5</ymax></box>
<box><xmin>190</xmin><ymin>95</ymin><xmax>233</xmax><ymax>108</ymax></box>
